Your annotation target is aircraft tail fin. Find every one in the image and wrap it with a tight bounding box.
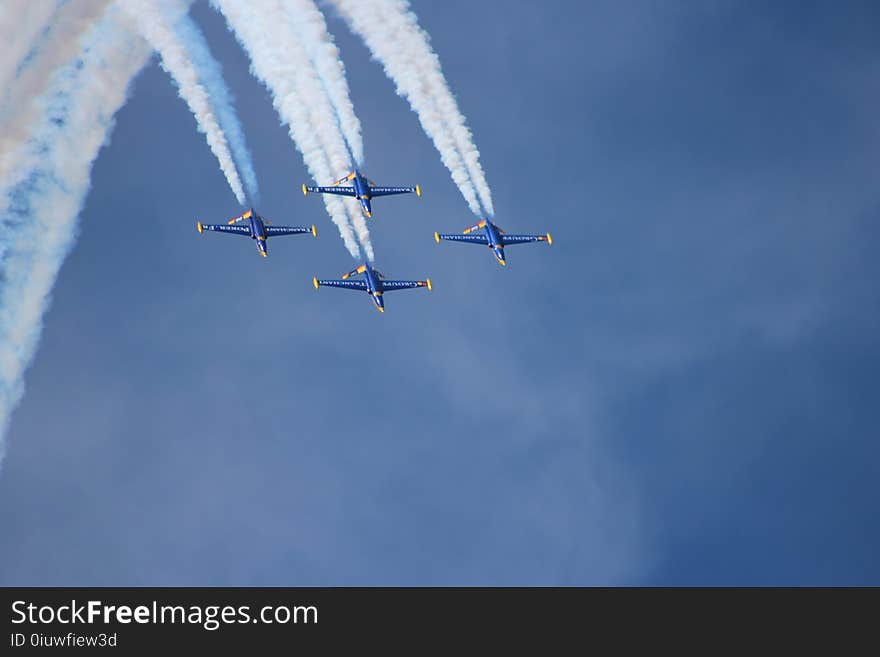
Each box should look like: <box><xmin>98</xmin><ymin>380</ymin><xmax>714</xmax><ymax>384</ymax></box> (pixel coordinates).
<box><xmin>333</xmin><ymin>172</ymin><xmax>356</xmax><ymax>186</ymax></box>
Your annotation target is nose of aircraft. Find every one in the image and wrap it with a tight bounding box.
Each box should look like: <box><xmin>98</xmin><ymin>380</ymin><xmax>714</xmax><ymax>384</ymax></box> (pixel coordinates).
<box><xmin>373</xmin><ymin>293</ymin><xmax>385</xmax><ymax>312</ymax></box>
<box><xmin>493</xmin><ymin>247</ymin><xmax>507</xmax><ymax>266</ymax></box>
<box><xmin>258</xmin><ymin>241</ymin><xmax>268</xmax><ymax>257</ymax></box>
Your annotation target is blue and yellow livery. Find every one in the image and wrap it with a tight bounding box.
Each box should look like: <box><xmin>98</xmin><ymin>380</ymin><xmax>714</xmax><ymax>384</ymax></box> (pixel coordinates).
<box><xmin>302</xmin><ymin>169</ymin><xmax>421</xmax><ymax>219</ymax></box>
<box><xmin>313</xmin><ymin>262</ymin><xmax>432</xmax><ymax>313</ymax></box>
<box><xmin>196</xmin><ymin>208</ymin><xmax>317</xmax><ymax>257</ymax></box>
<box><xmin>434</xmin><ymin>218</ymin><xmax>552</xmax><ymax>266</ymax></box>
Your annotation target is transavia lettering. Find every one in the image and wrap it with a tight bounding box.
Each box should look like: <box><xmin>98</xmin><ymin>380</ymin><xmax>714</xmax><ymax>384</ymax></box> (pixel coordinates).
<box><xmin>11</xmin><ymin>633</ymin><xmax>118</xmax><ymax>648</ymax></box>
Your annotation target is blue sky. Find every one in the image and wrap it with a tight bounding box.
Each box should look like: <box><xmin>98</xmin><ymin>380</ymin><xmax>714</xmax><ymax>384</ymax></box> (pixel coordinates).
<box><xmin>1</xmin><ymin>0</ymin><xmax>878</xmax><ymax>585</ymax></box>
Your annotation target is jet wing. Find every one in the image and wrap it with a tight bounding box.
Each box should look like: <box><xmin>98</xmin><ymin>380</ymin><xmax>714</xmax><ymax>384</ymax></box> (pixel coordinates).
<box><xmin>501</xmin><ymin>233</ymin><xmax>552</xmax><ymax>246</ymax></box>
<box><xmin>369</xmin><ymin>186</ymin><xmax>418</xmax><ymax>197</ymax></box>
<box><xmin>313</xmin><ymin>279</ymin><xmax>368</xmax><ymax>291</ymax></box>
<box><xmin>198</xmin><ymin>223</ymin><xmax>250</xmax><ymax>236</ymax></box>
<box><xmin>435</xmin><ymin>233</ymin><xmax>489</xmax><ymax>245</ymax></box>
<box><xmin>265</xmin><ymin>225</ymin><xmax>314</xmax><ymax>237</ymax></box>
<box><xmin>381</xmin><ymin>280</ymin><xmax>432</xmax><ymax>292</ymax></box>
<box><xmin>304</xmin><ymin>185</ymin><xmax>356</xmax><ymax>197</ymax></box>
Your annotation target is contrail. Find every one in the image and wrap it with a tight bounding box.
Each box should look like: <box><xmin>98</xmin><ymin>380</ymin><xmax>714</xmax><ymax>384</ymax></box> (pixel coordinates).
<box><xmin>171</xmin><ymin>8</ymin><xmax>260</xmax><ymax>204</ymax></box>
<box><xmin>271</xmin><ymin>1</ymin><xmax>372</xmax><ymax>259</ymax></box>
<box><xmin>211</xmin><ymin>0</ymin><xmax>365</xmax><ymax>258</ymax></box>
<box><xmin>121</xmin><ymin>0</ymin><xmax>247</xmax><ymax>205</ymax></box>
<box><xmin>0</xmin><ymin>1</ymin><xmax>58</xmax><ymax>91</ymax></box>
<box><xmin>0</xmin><ymin>6</ymin><xmax>151</xmax><ymax>456</ymax></box>
<box><xmin>0</xmin><ymin>1</ymin><xmax>113</xmax><ymax>186</ymax></box>
<box><xmin>327</xmin><ymin>0</ymin><xmax>494</xmax><ymax>217</ymax></box>
<box><xmin>283</xmin><ymin>0</ymin><xmax>363</xmax><ymax>167</ymax></box>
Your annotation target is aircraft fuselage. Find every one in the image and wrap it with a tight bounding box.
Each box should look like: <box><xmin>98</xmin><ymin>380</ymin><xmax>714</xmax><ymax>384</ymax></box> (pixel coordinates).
<box><xmin>247</xmin><ymin>212</ymin><xmax>268</xmax><ymax>256</ymax></box>
<box><xmin>483</xmin><ymin>221</ymin><xmax>506</xmax><ymax>264</ymax></box>
<box><xmin>352</xmin><ymin>171</ymin><xmax>373</xmax><ymax>217</ymax></box>
<box><xmin>363</xmin><ymin>265</ymin><xmax>385</xmax><ymax>311</ymax></box>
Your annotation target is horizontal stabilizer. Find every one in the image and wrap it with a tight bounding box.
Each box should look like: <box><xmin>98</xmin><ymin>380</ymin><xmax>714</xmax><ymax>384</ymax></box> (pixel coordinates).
<box><xmin>342</xmin><ymin>263</ymin><xmax>368</xmax><ymax>279</ymax></box>
<box><xmin>228</xmin><ymin>209</ymin><xmax>252</xmax><ymax>224</ymax></box>
<box><xmin>463</xmin><ymin>219</ymin><xmax>487</xmax><ymax>234</ymax></box>
<box><xmin>333</xmin><ymin>172</ymin><xmax>356</xmax><ymax>186</ymax></box>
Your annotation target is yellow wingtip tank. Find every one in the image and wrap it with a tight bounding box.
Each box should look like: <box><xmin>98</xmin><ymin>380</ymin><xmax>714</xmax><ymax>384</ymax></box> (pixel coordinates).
<box><xmin>302</xmin><ymin>184</ymin><xmax>308</xmax><ymax>196</ymax></box>
<box><xmin>313</xmin><ymin>277</ymin><xmax>320</xmax><ymax>289</ymax></box>
<box><xmin>434</xmin><ymin>231</ymin><xmax>440</xmax><ymax>244</ymax></box>
<box><xmin>197</xmin><ymin>221</ymin><xmax>203</xmax><ymax>234</ymax></box>
<box><xmin>426</xmin><ymin>278</ymin><xmax>433</xmax><ymax>291</ymax></box>
<box><xmin>546</xmin><ymin>232</ymin><xmax>553</xmax><ymax>246</ymax></box>
<box><xmin>416</xmin><ymin>184</ymin><xmax>422</xmax><ymax>197</ymax></box>
<box><xmin>311</xmin><ymin>224</ymin><xmax>318</xmax><ymax>238</ymax></box>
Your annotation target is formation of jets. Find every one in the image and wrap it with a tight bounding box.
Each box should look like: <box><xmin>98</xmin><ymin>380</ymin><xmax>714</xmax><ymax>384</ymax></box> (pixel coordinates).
<box><xmin>197</xmin><ymin>172</ymin><xmax>552</xmax><ymax>313</ymax></box>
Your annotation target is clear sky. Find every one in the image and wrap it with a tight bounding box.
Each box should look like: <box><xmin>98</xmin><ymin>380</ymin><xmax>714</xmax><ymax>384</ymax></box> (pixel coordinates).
<box><xmin>1</xmin><ymin>0</ymin><xmax>878</xmax><ymax>585</ymax></box>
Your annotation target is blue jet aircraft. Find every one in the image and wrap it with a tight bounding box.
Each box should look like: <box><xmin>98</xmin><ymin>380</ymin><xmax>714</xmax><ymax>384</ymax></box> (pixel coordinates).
<box><xmin>434</xmin><ymin>218</ymin><xmax>552</xmax><ymax>266</ymax></box>
<box><xmin>197</xmin><ymin>208</ymin><xmax>317</xmax><ymax>257</ymax></box>
<box><xmin>302</xmin><ymin>169</ymin><xmax>421</xmax><ymax>218</ymax></box>
<box><xmin>313</xmin><ymin>262</ymin><xmax>432</xmax><ymax>313</ymax></box>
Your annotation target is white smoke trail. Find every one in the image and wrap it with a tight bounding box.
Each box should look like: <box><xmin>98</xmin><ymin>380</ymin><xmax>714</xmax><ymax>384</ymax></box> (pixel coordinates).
<box><xmin>211</xmin><ymin>0</ymin><xmax>364</xmax><ymax>258</ymax></box>
<box><xmin>171</xmin><ymin>9</ymin><xmax>260</xmax><ymax>204</ymax></box>
<box><xmin>0</xmin><ymin>1</ymin><xmax>113</xmax><ymax>187</ymax></box>
<box><xmin>0</xmin><ymin>7</ymin><xmax>151</xmax><ymax>455</ymax></box>
<box><xmin>328</xmin><ymin>0</ymin><xmax>494</xmax><ymax>217</ymax></box>
<box><xmin>283</xmin><ymin>0</ymin><xmax>363</xmax><ymax>166</ymax></box>
<box><xmin>0</xmin><ymin>1</ymin><xmax>58</xmax><ymax>91</ymax></box>
<box><xmin>271</xmin><ymin>0</ymin><xmax>372</xmax><ymax>259</ymax></box>
<box><xmin>121</xmin><ymin>0</ymin><xmax>247</xmax><ymax>205</ymax></box>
